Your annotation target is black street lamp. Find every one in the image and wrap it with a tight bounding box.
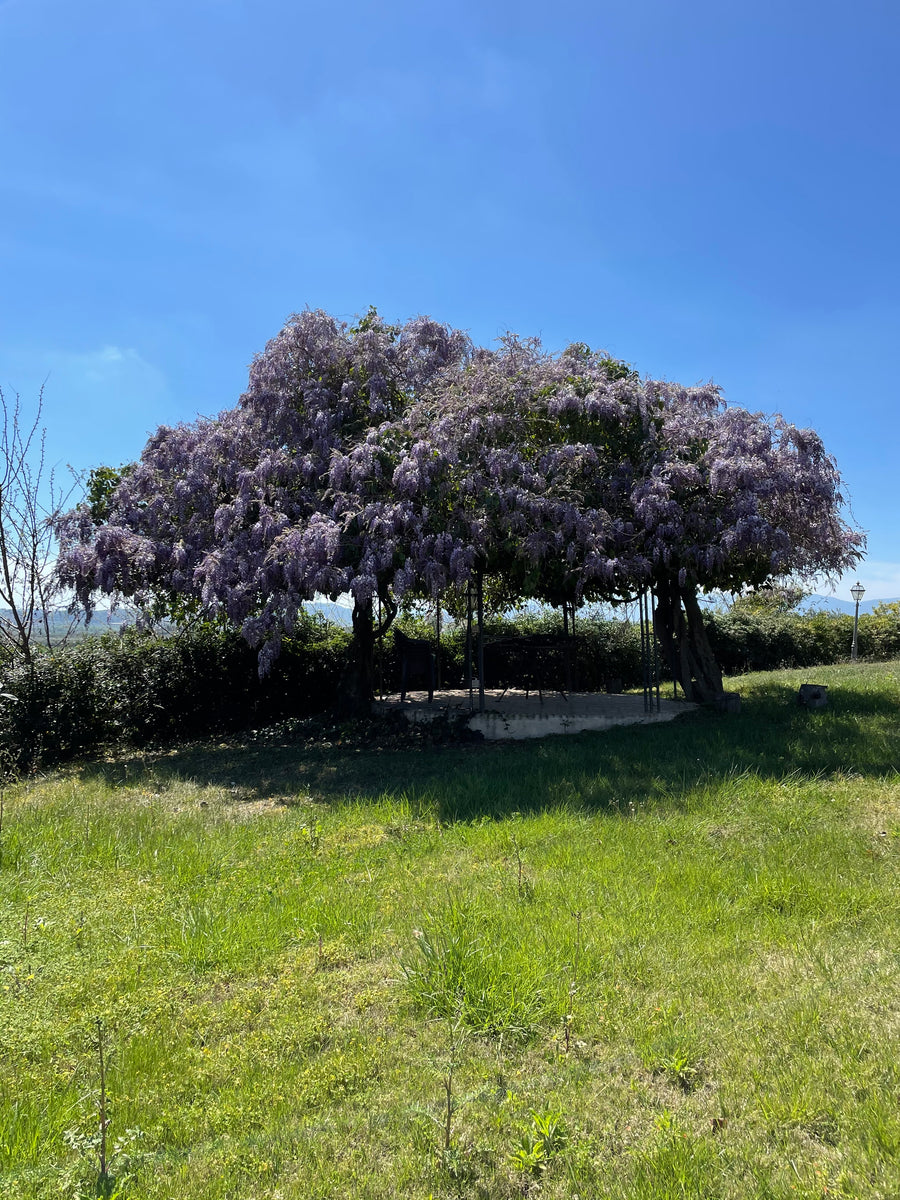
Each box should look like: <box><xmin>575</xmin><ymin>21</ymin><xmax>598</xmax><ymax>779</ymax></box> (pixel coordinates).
<box><xmin>850</xmin><ymin>581</ymin><xmax>865</xmax><ymax>661</ymax></box>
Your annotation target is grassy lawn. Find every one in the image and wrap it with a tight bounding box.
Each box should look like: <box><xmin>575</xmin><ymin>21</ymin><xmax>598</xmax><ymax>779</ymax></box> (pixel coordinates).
<box><xmin>1</xmin><ymin>661</ymin><xmax>898</xmax><ymax>1199</ymax></box>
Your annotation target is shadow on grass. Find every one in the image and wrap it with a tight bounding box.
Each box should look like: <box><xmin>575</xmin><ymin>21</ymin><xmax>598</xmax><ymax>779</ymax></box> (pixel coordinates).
<box><xmin>77</xmin><ymin>666</ymin><xmax>900</xmax><ymax>822</ymax></box>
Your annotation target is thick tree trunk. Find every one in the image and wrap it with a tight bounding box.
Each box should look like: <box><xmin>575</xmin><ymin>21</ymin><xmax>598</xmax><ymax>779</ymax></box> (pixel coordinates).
<box><xmin>335</xmin><ymin>599</ymin><xmax>376</xmax><ymax>718</ymax></box>
<box><xmin>653</xmin><ymin>578</ymin><xmax>724</xmax><ymax>704</ymax></box>
<box><xmin>334</xmin><ymin>593</ymin><xmax>397</xmax><ymax>718</ymax></box>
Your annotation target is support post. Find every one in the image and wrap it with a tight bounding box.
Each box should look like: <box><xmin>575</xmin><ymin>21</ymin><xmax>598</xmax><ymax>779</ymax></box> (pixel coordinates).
<box><xmin>639</xmin><ymin>588</ymin><xmax>660</xmax><ymax>715</ymax></box>
<box><xmin>377</xmin><ymin>594</ymin><xmax>383</xmax><ymax>701</ymax></box>
<box><xmin>466</xmin><ymin>582</ymin><xmax>474</xmax><ymax>710</ymax></box>
<box><xmin>653</xmin><ymin>587</ymin><xmax>661</xmax><ymax>710</ymax></box>
<box><xmin>852</xmin><ymin>597</ymin><xmax>861</xmax><ymax>661</ymax></box>
<box><xmin>640</xmin><ymin>589</ymin><xmax>649</xmax><ymax>713</ymax></box>
<box><xmin>435</xmin><ymin>598</ymin><xmax>442</xmax><ymax>691</ymax></box>
<box><xmin>476</xmin><ymin>571</ymin><xmax>485</xmax><ymax>714</ymax></box>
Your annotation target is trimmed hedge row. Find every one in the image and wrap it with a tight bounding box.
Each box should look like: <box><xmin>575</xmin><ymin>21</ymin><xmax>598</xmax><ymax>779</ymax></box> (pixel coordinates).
<box><xmin>391</xmin><ymin>607</ymin><xmax>900</xmax><ymax>692</ymax></box>
<box><xmin>0</xmin><ymin>620</ymin><xmax>352</xmax><ymax>773</ymax></box>
<box><xmin>1</xmin><ymin>607</ymin><xmax>897</xmax><ymax>772</ymax></box>
<box><xmin>706</xmin><ymin>607</ymin><xmax>900</xmax><ymax>675</ymax></box>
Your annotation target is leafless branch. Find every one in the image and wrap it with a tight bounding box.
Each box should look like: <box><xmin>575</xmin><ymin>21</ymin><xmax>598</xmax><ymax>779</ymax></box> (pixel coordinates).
<box><xmin>0</xmin><ymin>387</ymin><xmax>82</xmax><ymax>663</ymax></box>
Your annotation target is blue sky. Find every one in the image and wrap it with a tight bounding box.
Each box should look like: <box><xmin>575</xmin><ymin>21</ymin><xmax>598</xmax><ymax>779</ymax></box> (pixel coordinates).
<box><xmin>1</xmin><ymin>0</ymin><xmax>897</xmax><ymax>600</ymax></box>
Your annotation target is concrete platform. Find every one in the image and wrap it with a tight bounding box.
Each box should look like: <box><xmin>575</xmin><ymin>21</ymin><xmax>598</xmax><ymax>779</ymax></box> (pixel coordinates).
<box><xmin>374</xmin><ymin>688</ymin><xmax>697</xmax><ymax>741</ymax></box>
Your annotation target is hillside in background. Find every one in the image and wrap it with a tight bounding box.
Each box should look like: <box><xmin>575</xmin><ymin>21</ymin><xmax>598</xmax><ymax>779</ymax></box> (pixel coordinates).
<box><xmin>799</xmin><ymin>594</ymin><xmax>899</xmax><ymax>615</ymax></box>
<box><xmin>0</xmin><ymin>605</ymin><xmax>353</xmax><ymax>641</ymax></box>
<box><xmin>3</xmin><ymin>594</ymin><xmax>895</xmax><ymax>648</ymax></box>
<box><xmin>0</xmin><ymin>609</ymin><xmax>134</xmax><ymax>641</ymax></box>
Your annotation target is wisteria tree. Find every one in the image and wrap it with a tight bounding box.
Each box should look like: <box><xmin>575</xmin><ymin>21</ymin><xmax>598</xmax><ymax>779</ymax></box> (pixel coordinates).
<box><xmin>56</xmin><ymin>308</ymin><xmax>471</xmax><ymax>710</ymax></box>
<box><xmin>629</xmin><ymin>382</ymin><xmax>864</xmax><ymax>700</ymax></box>
<box><xmin>57</xmin><ymin>307</ymin><xmax>863</xmax><ymax>711</ymax></box>
<box><xmin>351</xmin><ymin>337</ymin><xmax>863</xmax><ymax>702</ymax></box>
<box><xmin>343</xmin><ymin>335</ymin><xmax>652</xmax><ymax>606</ymax></box>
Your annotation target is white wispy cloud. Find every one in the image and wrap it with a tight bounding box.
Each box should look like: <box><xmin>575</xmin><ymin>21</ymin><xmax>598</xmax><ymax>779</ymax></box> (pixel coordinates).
<box><xmin>0</xmin><ymin>343</ymin><xmax>174</xmax><ymax>472</ymax></box>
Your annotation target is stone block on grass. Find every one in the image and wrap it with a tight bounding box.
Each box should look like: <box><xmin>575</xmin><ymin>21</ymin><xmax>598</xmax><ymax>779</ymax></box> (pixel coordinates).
<box><xmin>797</xmin><ymin>683</ymin><xmax>828</xmax><ymax>709</ymax></box>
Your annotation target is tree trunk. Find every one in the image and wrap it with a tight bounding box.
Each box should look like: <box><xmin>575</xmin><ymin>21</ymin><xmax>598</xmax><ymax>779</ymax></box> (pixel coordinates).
<box><xmin>334</xmin><ymin>593</ymin><xmax>397</xmax><ymax>718</ymax></box>
<box><xmin>653</xmin><ymin>578</ymin><xmax>724</xmax><ymax>704</ymax></box>
<box><xmin>335</xmin><ymin>599</ymin><xmax>376</xmax><ymax>718</ymax></box>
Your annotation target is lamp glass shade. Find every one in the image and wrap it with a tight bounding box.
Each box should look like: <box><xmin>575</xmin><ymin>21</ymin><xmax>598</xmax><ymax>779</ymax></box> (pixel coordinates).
<box><xmin>850</xmin><ymin>582</ymin><xmax>865</xmax><ymax>603</ymax></box>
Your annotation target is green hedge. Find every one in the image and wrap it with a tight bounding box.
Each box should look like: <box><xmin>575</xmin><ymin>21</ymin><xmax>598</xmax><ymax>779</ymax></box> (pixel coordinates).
<box><xmin>705</xmin><ymin>608</ymin><xmax>900</xmax><ymax>675</ymax></box>
<box><xmin>0</xmin><ymin>619</ymin><xmax>351</xmax><ymax>773</ymax></box>
<box><xmin>388</xmin><ymin>607</ymin><xmax>900</xmax><ymax>692</ymax></box>
<box><xmin>1</xmin><ymin>607</ymin><xmax>897</xmax><ymax>773</ymax></box>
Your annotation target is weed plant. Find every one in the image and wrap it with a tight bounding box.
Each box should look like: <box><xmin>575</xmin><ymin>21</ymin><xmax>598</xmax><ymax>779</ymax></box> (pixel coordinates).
<box><xmin>0</xmin><ymin>660</ymin><xmax>898</xmax><ymax>1197</ymax></box>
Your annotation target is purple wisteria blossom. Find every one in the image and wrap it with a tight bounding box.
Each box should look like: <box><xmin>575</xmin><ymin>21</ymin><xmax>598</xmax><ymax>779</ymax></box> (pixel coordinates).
<box><xmin>56</xmin><ymin>309</ymin><xmax>863</xmax><ymax>709</ymax></box>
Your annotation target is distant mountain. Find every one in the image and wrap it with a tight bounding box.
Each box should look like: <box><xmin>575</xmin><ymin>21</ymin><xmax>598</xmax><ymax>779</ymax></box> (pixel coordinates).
<box><xmin>0</xmin><ymin>609</ymin><xmax>134</xmax><ymax>634</ymax></box>
<box><xmin>6</xmin><ymin>600</ymin><xmax>360</xmax><ymax>638</ymax></box>
<box><xmin>7</xmin><ymin>595</ymin><xmax>892</xmax><ymax>644</ymax></box>
<box><xmin>798</xmin><ymin>595</ymin><xmax>899</xmax><ymax>616</ymax></box>
<box><xmin>304</xmin><ymin>600</ymin><xmax>353</xmax><ymax>627</ymax></box>
<box><xmin>306</xmin><ymin>596</ymin><xmax>900</xmax><ymax>624</ymax></box>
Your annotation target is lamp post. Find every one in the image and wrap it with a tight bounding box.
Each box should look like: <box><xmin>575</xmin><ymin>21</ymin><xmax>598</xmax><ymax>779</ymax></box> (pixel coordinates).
<box><xmin>850</xmin><ymin>581</ymin><xmax>865</xmax><ymax>661</ymax></box>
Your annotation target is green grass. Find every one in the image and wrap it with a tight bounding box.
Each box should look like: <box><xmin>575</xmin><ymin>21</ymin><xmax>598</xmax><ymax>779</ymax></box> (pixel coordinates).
<box><xmin>1</xmin><ymin>660</ymin><xmax>898</xmax><ymax>1199</ymax></box>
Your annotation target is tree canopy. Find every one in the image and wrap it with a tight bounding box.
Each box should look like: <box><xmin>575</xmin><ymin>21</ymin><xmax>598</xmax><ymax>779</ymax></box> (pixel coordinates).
<box><xmin>56</xmin><ymin>307</ymin><xmax>864</xmax><ymax>706</ymax></box>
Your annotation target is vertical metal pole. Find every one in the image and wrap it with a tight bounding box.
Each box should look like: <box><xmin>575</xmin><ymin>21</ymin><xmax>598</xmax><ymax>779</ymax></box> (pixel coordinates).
<box><xmin>851</xmin><ymin>598</ymin><xmax>860</xmax><ymax>661</ymax></box>
<box><xmin>435</xmin><ymin>597</ymin><xmax>442</xmax><ymax>691</ymax></box>
<box><xmin>648</xmin><ymin>593</ymin><xmax>657</xmax><ymax>712</ymax></box>
<box><xmin>653</xmin><ymin>588</ymin><xmax>661</xmax><ymax>712</ymax></box>
<box><xmin>640</xmin><ymin>589</ymin><xmax>651</xmax><ymax>714</ymax></box>
<box><xmin>477</xmin><ymin>571</ymin><xmax>485</xmax><ymax>714</ymax></box>
<box><xmin>377</xmin><ymin>594</ymin><xmax>383</xmax><ymax>701</ymax></box>
<box><xmin>639</xmin><ymin>590</ymin><xmax>645</xmax><ymax>712</ymax></box>
<box><xmin>466</xmin><ymin>582</ymin><xmax>474</xmax><ymax>709</ymax></box>
<box><xmin>567</xmin><ymin>600</ymin><xmax>575</xmax><ymax>692</ymax></box>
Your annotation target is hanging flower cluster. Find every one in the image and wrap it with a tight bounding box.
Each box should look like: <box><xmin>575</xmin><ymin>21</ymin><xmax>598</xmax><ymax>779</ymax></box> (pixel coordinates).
<box><xmin>56</xmin><ymin>308</ymin><xmax>864</xmax><ymax>681</ymax></box>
